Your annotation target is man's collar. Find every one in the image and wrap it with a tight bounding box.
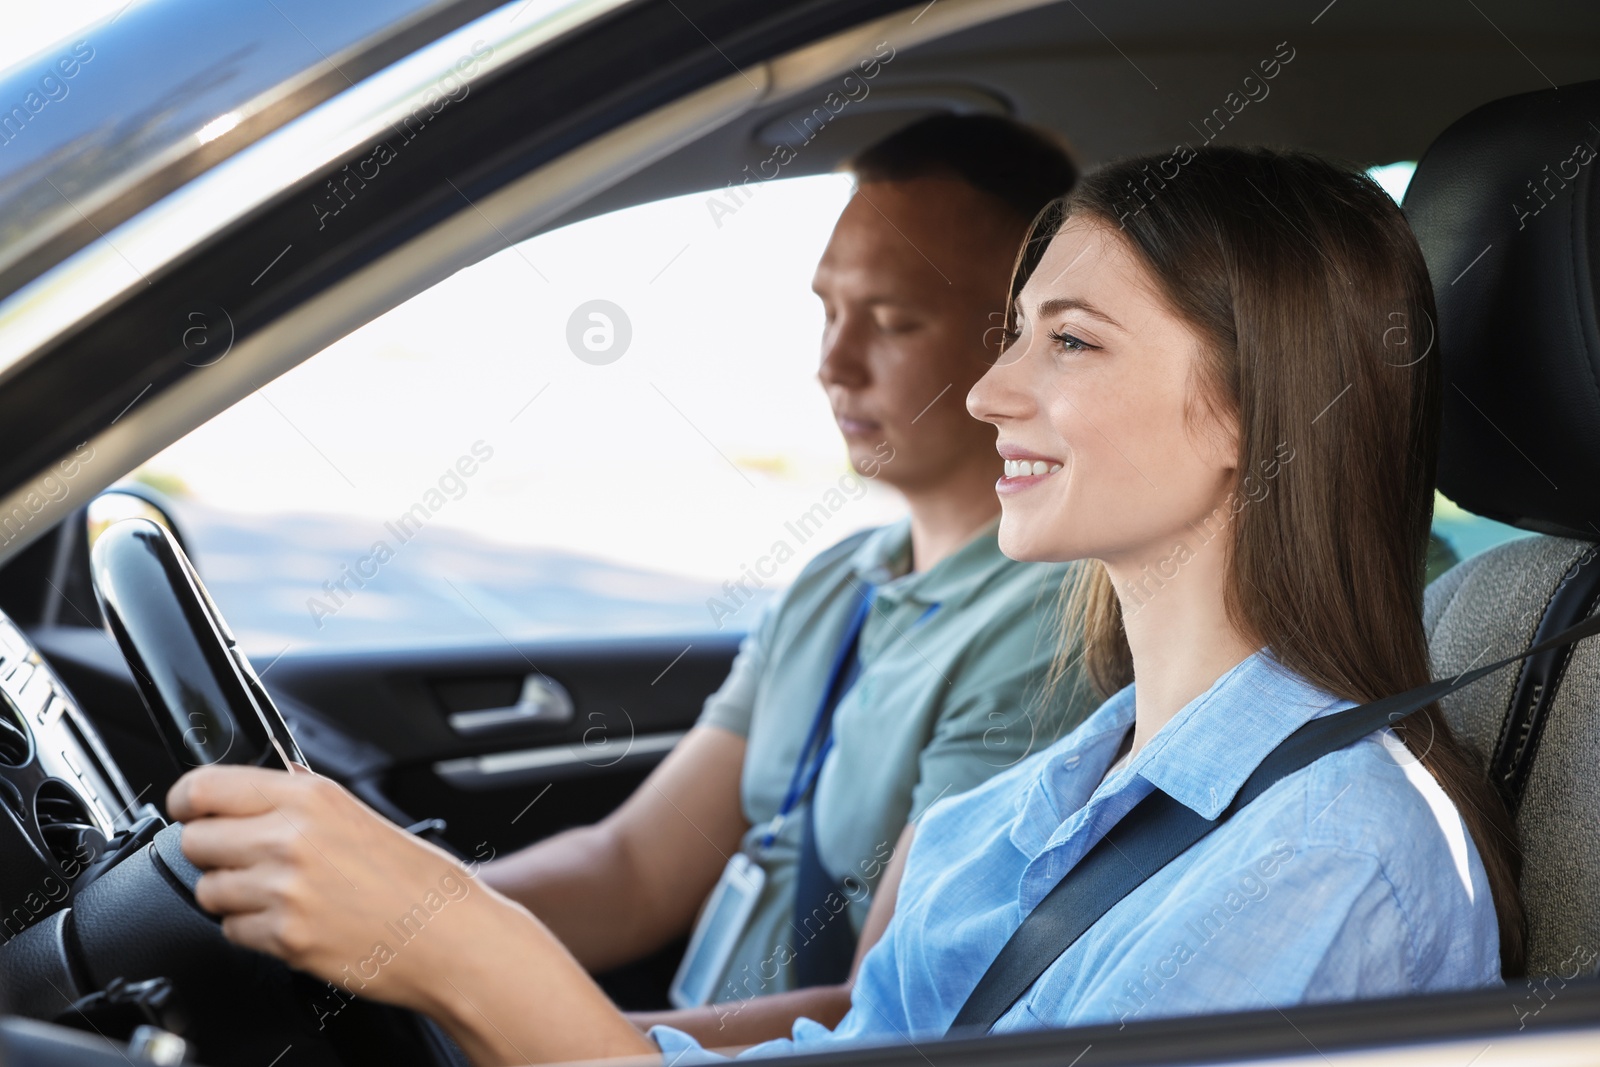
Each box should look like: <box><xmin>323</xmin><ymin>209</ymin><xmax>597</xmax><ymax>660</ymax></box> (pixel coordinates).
<box><xmin>847</xmin><ymin>517</ymin><xmax>914</xmax><ymax>585</ymax></box>
<box><xmin>847</xmin><ymin>515</ymin><xmax>1008</xmax><ymax>609</ymax></box>
<box><xmin>1129</xmin><ymin>651</ymin><xmax>1350</xmax><ymax>820</ymax></box>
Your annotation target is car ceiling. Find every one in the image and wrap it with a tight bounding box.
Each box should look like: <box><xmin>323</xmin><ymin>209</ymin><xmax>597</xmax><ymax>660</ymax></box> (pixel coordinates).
<box><xmin>551</xmin><ymin>0</ymin><xmax>1600</xmax><ymax>227</ymax></box>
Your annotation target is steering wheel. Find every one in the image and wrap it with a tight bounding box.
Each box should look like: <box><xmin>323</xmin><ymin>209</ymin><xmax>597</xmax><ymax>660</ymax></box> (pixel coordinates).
<box><xmin>49</xmin><ymin>518</ymin><xmax>465</xmax><ymax>1067</ymax></box>
<box><xmin>90</xmin><ymin>517</ymin><xmax>307</xmax><ymax>775</ymax></box>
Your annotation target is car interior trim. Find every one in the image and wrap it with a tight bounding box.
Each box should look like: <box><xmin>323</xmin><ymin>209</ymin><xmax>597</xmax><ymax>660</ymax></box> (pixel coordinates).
<box><xmin>0</xmin><ymin>611</ymin><xmax>136</xmax><ymax>837</ymax></box>
<box><xmin>722</xmin><ymin>980</ymin><xmax>1600</xmax><ymax>1067</ymax></box>
<box><xmin>446</xmin><ymin>672</ymin><xmax>576</xmax><ymax>736</ymax></box>
<box><xmin>0</xmin><ymin>0</ymin><xmax>638</xmax><ymax>384</ymax></box>
<box><xmin>0</xmin><ymin>0</ymin><xmax>518</xmax><ymax>301</ymax></box>
<box><xmin>433</xmin><ymin>728</ymin><xmax>686</xmax><ymax>788</ymax></box>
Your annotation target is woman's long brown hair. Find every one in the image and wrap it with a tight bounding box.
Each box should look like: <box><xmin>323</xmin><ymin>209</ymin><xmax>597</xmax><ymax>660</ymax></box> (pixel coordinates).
<box><xmin>1018</xmin><ymin>147</ymin><xmax>1525</xmax><ymax>975</ymax></box>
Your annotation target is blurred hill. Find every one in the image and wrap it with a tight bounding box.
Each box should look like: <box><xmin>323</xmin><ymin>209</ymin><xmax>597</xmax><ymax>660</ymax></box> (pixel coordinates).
<box><xmin>171</xmin><ymin>500</ymin><xmax>756</xmax><ymax>655</ymax></box>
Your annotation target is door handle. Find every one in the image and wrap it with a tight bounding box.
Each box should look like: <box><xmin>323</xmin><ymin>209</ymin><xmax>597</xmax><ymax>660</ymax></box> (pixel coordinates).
<box><xmin>447</xmin><ymin>674</ymin><xmax>574</xmax><ymax>737</ymax></box>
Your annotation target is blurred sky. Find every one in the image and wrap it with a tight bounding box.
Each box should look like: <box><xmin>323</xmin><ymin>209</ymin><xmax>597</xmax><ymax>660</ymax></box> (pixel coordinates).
<box><xmin>147</xmin><ymin>173</ymin><xmax>906</xmax><ymax>586</ymax></box>
<box><xmin>0</xmin><ymin>0</ymin><xmax>131</xmax><ymax>72</ymax></box>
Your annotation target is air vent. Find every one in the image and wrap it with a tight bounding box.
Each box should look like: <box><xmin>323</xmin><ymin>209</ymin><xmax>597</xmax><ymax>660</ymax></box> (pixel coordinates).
<box><xmin>35</xmin><ymin>780</ymin><xmax>101</xmax><ymax>873</ymax></box>
<box><xmin>0</xmin><ymin>778</ymin><xmax>24</xmax><ymax>824</ymax></box>
<box><xmin>0</xmin><ymin>690</ymin><xmax>29</xmax><ymax>766</ymax></box>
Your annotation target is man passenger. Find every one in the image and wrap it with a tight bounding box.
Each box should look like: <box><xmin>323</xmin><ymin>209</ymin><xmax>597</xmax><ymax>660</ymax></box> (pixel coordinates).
<box><xmin>481</xmin><ymin>113</ymin><xmax>1093</xmax><ymax>1045</ymax></box>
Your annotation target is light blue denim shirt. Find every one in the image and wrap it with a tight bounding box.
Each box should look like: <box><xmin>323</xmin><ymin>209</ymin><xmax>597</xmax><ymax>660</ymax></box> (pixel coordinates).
<box><xmin>652</xmin><ymin>650</ymin><xmax>1502</xmax><ymax>1060</ymax></box>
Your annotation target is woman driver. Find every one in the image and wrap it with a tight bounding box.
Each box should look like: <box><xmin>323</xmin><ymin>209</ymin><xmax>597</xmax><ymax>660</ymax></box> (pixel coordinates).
<box><xmin>168</xmin><ymin>146</ymin><xmax>1521</xmax><ymax>1064</ymax></box>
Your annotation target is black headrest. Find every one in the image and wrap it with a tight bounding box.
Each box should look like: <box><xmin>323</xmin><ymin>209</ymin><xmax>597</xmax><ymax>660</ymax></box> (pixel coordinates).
<box><xmin>1405</xmin><ymin>80</ymin><xmax>1600</xmax><ymax>541</ymax></box>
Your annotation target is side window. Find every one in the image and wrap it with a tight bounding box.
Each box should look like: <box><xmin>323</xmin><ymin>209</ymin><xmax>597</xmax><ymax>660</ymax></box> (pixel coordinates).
<box><xmin>1366</xmin><ymin>161</ymin><xmax>1533</xmax><ymax>579</ymax></box>
<box><xmin>120</xmin><ymin>163</ymin><xmax>1524</xmax><ymax>650</ymax></box>
<box><xmin>126</xmin><ymin>175</ymin><xmax>903</xmax><ymax>653</ymax></box>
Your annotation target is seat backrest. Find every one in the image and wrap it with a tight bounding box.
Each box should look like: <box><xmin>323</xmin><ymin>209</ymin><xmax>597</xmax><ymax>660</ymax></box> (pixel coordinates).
<box><xmin>1424</xmin><ymin>538</ymin><xmax>1600</xmax><ymax>976</ymax></box>
<box><xmin>1407</xmin><ymin>76</ymin><xmax>1600</xmax><ymax>977</ymax></box>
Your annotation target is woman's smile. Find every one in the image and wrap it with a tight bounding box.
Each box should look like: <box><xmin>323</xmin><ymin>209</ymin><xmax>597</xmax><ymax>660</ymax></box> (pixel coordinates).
<box><xmin>996</xmin><ymin>444</ymin><xmax>1063</xmax><ymax>494</ymax></box>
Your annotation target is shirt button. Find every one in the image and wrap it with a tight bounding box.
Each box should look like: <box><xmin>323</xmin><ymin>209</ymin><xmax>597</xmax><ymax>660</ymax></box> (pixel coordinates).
<box><xmin>1062</xmin><ymin>754</ymin><xmax>1080</xmax><ymax>769</ymax></box>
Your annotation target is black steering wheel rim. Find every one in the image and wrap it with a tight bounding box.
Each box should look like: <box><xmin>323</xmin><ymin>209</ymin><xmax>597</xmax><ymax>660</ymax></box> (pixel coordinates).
<box><xmin>75</xmin><ymin>518</ymin><xmax>465</xmax><ymax>1066</ymax></box>
<box><xmin>89</xmin><ymin>517</ymin><xmax>306</xmax><ymax>773</ymax></box>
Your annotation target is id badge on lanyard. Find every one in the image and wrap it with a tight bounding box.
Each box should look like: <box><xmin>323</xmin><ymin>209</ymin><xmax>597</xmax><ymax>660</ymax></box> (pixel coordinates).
<box><xmin>668</xmin><ymin>849</ymin><xmax>767</xmax><ymax>1008</ymax></box>
<box><xmin>669</xmin><ymin>587</ymin><xmax>875</xmax><ymax>1009</ymax></box>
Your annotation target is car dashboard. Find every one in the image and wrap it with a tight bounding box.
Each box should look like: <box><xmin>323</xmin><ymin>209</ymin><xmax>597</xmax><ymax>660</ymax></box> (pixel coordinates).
<box><xmin>0</xmin><ymin>607</ymin><xmax>143</xmax><ymax>936</ymax></box>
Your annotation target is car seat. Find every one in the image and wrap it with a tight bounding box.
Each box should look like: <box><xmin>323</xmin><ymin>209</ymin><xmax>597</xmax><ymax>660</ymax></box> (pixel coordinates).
<box><xmin>1408</xmin><ymin>77</ymin><xmax>1600</xmax><ymax>979</ymax></box>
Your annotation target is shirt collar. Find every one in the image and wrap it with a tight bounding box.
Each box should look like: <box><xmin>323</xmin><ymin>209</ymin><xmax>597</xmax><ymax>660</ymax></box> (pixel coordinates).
<box><xmin>846</xmin><ymin>518</ymin><xmax>914</xmax><ymax>586</ymax></box>
<box><xmin>1128</xmin><ymin>650</ymin><xmax>1351</xmax><ymax>820</ymax></box>
<box><xmin>846</xmin><ymin>515</ymin><xmax>1008</xmax><ymax>609</ymax></box>
<box><xmin>1008</xmin><ymin>687</ymin><xmax>1137</xmax><ymax>856</ymax></box>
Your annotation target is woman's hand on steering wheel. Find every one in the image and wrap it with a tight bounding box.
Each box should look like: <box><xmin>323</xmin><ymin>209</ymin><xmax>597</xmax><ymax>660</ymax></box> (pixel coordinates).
<box><xmin>166</xmin><ymin>765</ymin><xmax>656</xmax><ymax>1065</ymax></box>
<box><xmin>169</xmin><ymin>766</ymin><xmax>503</xmax><ymax>1012</ymax></box>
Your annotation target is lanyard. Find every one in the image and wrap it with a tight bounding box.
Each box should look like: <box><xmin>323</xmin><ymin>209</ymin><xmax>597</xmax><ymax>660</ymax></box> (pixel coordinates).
<box><xmin>760</xmin><ymin>585</ymin><xmax>876</xmax><ymax>851</ymax></box>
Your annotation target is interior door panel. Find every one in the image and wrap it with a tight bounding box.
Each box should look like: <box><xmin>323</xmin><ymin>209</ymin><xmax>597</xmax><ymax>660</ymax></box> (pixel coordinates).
<box><xmin>259</xmin><ymin>632</ymin><xmax>740</xmax><ymax>855</ymax></box>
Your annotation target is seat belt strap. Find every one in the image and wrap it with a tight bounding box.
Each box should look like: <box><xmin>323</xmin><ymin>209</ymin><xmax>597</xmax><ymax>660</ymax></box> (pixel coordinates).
<box><xmin>947</xmin><ymin>606</ymin><xmax>1600</xmax><ymax>1036</ymax></box>
<box><xmin>1491</xmin><ymin>546</ymin><xmax>1600</xmax><ymax>812</ymax></box>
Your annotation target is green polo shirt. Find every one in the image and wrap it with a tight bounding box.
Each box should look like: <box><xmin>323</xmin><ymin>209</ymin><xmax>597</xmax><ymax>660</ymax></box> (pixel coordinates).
<box><xmin>697</xmin><ymin>517</ymin><xmax>1094</xmax><ymax>1002</ymax></box>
